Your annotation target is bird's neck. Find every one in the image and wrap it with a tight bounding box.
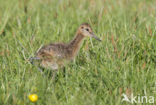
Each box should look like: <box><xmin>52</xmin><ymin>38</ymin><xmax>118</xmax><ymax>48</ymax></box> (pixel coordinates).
<box><xmin>68</xmin><ymin>33</ymin><xmax>85</xmax><ymax>58</ymax></box>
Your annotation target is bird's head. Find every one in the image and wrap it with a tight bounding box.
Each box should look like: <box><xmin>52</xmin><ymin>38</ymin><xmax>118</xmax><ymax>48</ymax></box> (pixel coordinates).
<box><xmin>77</xmin><ymin>23</ymin><xmax>101</xmax><ymax>41</ymax></box>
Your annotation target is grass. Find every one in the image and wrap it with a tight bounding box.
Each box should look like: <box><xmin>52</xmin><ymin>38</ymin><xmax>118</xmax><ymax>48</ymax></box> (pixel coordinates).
<box><xmin>0</xmin><ymin>0</ymin><xmax>156</xmax><ymax>105</ymax></box>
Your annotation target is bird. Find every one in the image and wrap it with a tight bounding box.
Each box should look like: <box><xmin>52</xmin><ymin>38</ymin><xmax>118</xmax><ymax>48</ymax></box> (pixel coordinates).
<box><xmin>30</xmin><ymin>23</ymin><xmax>101</xmax><ymax>73</ymax></box>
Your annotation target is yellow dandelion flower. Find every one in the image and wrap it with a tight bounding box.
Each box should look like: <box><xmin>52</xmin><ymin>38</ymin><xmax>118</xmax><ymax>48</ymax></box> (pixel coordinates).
<box><xmin>28</xmin><ymin>94</ymin><xmax>38</xmax><ymax>103</ymax></box>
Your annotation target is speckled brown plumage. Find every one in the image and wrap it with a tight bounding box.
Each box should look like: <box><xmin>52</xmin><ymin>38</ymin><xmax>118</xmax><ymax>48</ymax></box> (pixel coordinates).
<box><xmin>30</xmin><ymin>23</ymin><xmax>101</xmax><ymax>70</ymax></box>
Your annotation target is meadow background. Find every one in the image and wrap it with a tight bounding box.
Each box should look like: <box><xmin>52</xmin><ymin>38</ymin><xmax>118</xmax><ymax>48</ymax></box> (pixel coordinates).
<box><xmin>0</xmin><ymin>0</ymin><xmax>156</xmax><ymax>105</ymax></box>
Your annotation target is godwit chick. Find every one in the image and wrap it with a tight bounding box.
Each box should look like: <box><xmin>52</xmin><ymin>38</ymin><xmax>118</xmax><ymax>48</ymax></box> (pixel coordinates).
<box><xmin>30</xmin><ymin>23</ymin><xmax>101</xmax><ymax>71</ymax></box>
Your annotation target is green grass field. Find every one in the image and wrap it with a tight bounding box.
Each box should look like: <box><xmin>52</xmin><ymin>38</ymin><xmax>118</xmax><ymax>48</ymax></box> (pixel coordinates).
<box><xmin>0</xmin><ymin>0</ymin><xmax>156</xmax><ymax>105</ymax></box>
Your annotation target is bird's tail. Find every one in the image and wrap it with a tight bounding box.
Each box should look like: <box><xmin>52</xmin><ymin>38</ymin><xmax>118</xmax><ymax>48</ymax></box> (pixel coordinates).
<box><xmin>29</xmin><ymin>57</ymin><xmax>41</xmax><ymax>65</ymax></box>
<box><xmin>29</xmin><ymin>57</ymin><xmax>44</xmax><ymax>74</ymax></box>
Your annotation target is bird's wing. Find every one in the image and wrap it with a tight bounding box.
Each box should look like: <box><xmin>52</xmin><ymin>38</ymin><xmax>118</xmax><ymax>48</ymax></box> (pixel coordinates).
<box><xmin>36</xmin><ymin>45</ymin><xmax>64</xmax><ymax>60</ymax></box>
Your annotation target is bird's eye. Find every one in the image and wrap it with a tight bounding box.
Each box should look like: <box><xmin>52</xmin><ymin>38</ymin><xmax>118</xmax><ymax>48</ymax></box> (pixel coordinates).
<box><xmin>86</xmin><ymin>28</ymin><xmax>89</xmax><ymax>31</ymax></box>
<box><xmin>81</xmin><ymin>26</ymin><xmax>84</xmax><ymax>29</ymax></box>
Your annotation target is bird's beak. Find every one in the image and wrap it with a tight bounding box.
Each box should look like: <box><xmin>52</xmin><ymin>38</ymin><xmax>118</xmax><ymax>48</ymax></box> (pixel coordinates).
<box><xmin>91</xmin><ymin>33</ymin><xmax>101</xmax><ymax>41</ymax></box>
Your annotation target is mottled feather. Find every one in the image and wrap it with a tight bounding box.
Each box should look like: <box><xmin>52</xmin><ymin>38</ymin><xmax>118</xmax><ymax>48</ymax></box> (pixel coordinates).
<box><xmin>30</xmin><ymin>23</ymin><xmax>101</xmax><ymax>70</ymax></box>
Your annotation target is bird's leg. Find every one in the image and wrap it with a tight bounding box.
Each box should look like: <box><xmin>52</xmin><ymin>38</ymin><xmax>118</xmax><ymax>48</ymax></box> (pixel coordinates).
<box><xmin>52</xmin><ymin>69</ymin><xmax>58</xmax><ymax>80</ymax></box>
<box><xmin>63</xmin><ymin>67</ymin><xmax>66</xmax><ymax>78</ymax></box>
<box><xmin>37</xmin><ymin>67</ymin><xmax>46</xmax><ymax>78</ymax></box>
<box><xmin>37</xmin><ymin>67</ymin><xmax>43</xmax><ymax>73</ymax></box>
